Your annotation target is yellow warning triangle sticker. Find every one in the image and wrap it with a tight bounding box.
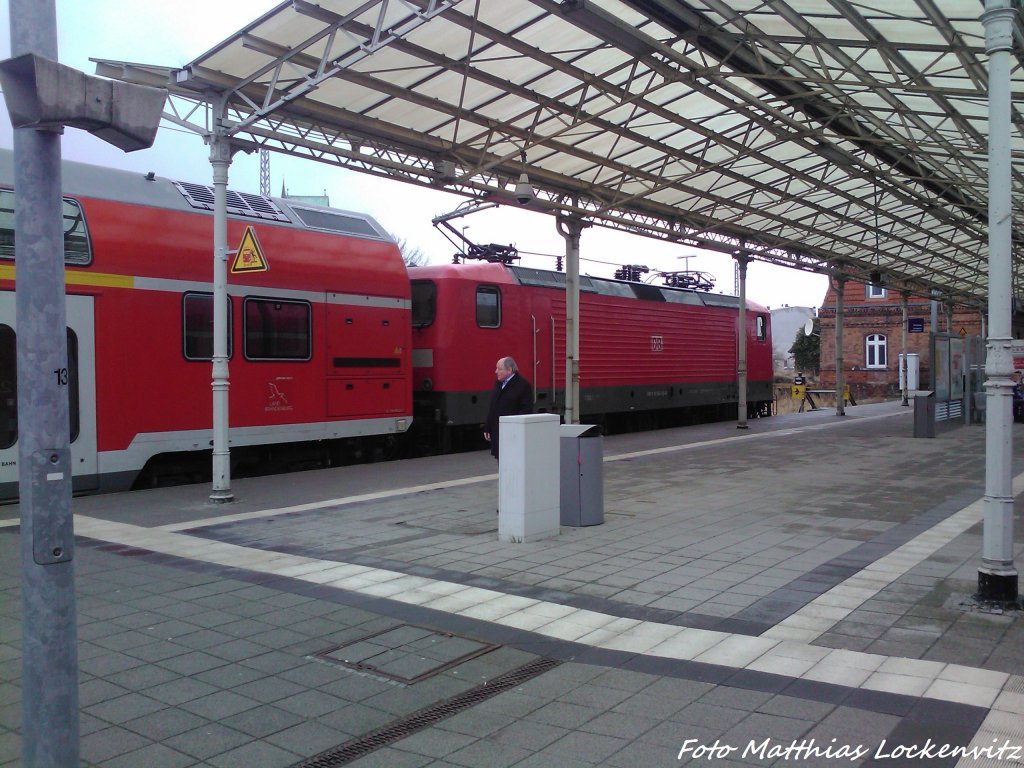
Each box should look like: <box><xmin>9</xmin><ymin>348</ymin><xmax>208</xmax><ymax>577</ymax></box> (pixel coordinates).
<box><xmin>231</xmin><ymin>226</ymin><xmax>268</xmax><ymax>273</ymax></box>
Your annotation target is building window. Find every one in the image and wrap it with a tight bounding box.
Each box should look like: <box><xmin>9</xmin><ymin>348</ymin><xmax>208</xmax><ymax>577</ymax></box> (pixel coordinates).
<box><xmin>476</xmin><ymin>285</ymin><xmax>500</xmax><ymax>328</ymax></box>
<box><xmin>866</xmin><ymin>283</ymin><xmax>886</xmax><ymax>299</ymax></box>
<box><xmin>866</xmin><ymin>333</ymin><xmax>887</xmax><ymax>369</ymax></box>
<box><xmin>244</xmin><ymin>298</ymin><xmax>311</xmax><ymax>360</ymax></box>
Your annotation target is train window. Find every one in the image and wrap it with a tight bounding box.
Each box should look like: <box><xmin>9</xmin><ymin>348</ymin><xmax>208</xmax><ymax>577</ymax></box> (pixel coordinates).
<box><xmin>411</xmin><ymin>280</ymin><xmax>436</xmax><ymax>327</ymax></box>
<box><xmin>0</xmin><ymin>325</ymin><xmax>14</xmax><ymax>449</ymax></box>
<box><xmin>756</xmin><ymin>315</ymin><xmax>767</xmax><ymax>341</ymax></box>
<box><xmin>0</xmin><ymin>326</ymin><xmax>79</xmax><ymax>446</ymax></box>
<box><xmin>244</xmin><ymin>298</ymin><xmax>311</xmax><ymax>360</ymax></box>
<box><xmin>183</xmin><ymin>292</ymin><xmax>233</xmax><ymax>361</ymax></box>
<box><xmin>476</xmin><ymin>285</ymin><xmax>500</xmax><ymax>328</ymax></box>
<box><xmin>288</xmin><ymin>205</ymin><xmax>383</xmax><ymax>238</ymax></box>
<box><xmin>67</xmin><ymin>329</ymin><xmax>80</xmax><ymax>443</ymax></box>
<box><xmin>0</xmin><ymin>190</ymin><xmax>91</xmax><ymax>264</ymax></box>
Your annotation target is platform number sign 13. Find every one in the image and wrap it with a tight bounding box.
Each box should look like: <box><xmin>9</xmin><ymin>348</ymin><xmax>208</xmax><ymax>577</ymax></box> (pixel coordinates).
<box><xmin>650</xmin><ymin>335</ymin><xmax>664</xmax><ymax>352</ymax></box>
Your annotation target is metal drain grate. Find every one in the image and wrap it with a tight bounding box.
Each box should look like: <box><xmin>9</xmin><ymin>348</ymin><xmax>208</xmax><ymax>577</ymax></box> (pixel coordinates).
<box><xmin>290</xmin><ymin>656</ymin><xmax>562</xmax><ymax>768</ymax></box>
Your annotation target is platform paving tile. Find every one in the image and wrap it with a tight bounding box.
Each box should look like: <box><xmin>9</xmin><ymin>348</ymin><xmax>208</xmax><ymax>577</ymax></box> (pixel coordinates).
<box><xmin>344</xmin><ymin>747</ymin><xmax>434</xmax><ymax>768</ymax></box>
<box><xmin>4</xmin><ymin>406</ymin><xmax>1024</xmax><ymax>766</ymax></box>
<box><xmin>203</xmin><ymin>740</ymin><xmax>300</xmax><ymax>768</ymax></box>
<box><xmin>162</xmin><ymin>722</ymin><xmax>252</xmax><ymax>760</ymax></box>
<box><xmin>79</xmin><ymin>725</ymin><xmax>152</xmax><ymax>764</ymax></box>
<box><xmin>100</xmin><ymin>741</ymin><xmax>195</xmax><ymax>768</ymax></box>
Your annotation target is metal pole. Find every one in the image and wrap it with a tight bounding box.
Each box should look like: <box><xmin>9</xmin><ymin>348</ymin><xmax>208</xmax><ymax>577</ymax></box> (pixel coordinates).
<box><xmin>209</xmin><ymin>123</ymin><xmax>234</xmax><ymax>502</ymax></box>
<box><xmin>557</xmin><ymin>216</ymin><xmax>585</xmax><ymax>424</ymax></box>
<box><xmin>10</xmin><ymin>0</ymin><xmax>81</xmax><ymax>764</ymax></box>
<box><xmin>834</xmin><ymin>273</ymin><xmax>846</xmax><ymax>416</ymax></box>
<box><xmin>735</xmin><ymin>252</ymin><xmax>749</xmax><ymax>429</ymax></box>
<box><xmin>901</xmin><ymin>291</ymin><xmax>910</xmax><ymax>406</ymax></box>
<box><xmin>979</xmin><ymin>0</ymin><xmax>1018</xmax><ymax>603</ymax></box>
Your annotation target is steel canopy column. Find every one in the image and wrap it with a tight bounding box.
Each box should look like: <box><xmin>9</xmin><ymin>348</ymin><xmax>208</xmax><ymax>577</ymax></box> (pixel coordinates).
<box><xmin>834</xmin><ymin>273</ymin><xmax>846</xmax><ymax>417</ymax></box>
<box><xmin>10</xmin><ymin>0</ymin><xmax>80</xmax><ymax>764</ymax></box>
<box><xmin>735</xmin><ymin>251</ymin><xmax>749</xmax><ymax>429</ymax></box>
<box><xmin>209</xmin><ymin>123</ymin><xmax>234</xmax><ymax>502</ymax></box>
<box><xmin>901</xmin><ymin>291</ymin><xmax>910</xmax><ymax>406</ymax></box>
<box><xmin>979</xmin><ymin>0</ymin><xmax>1018</xmax><ymax>603</ymax></box>
<box><xmin>557</xmin><ymin>216</ymin><xmax>586</xmax><ymax>424</ymax></box>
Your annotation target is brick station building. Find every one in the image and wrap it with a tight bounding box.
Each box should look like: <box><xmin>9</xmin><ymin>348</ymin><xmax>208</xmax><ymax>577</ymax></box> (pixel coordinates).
<box><xmin>817</xmin><ymin>279</ymin><xmax>984</xmax><ymax>400</ymax></box>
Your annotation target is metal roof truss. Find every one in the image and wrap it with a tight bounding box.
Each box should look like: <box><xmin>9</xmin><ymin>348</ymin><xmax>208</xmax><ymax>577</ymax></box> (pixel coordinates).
<box><xmin>95</xmin><ymin>0</ymin><xmax>1024</xmax><ymax>305</ymax></box>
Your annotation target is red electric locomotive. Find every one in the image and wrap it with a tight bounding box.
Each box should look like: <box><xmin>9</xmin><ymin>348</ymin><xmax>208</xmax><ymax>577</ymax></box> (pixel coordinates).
<box><xmin>409</xmin><ymin>260</ymin><xmax>773</xmax><ymax>449</ymax></box>
<box><xmin>0</xmin><ymin>151</ymin><xmax>412</xmax><ymax>500</ymax></box>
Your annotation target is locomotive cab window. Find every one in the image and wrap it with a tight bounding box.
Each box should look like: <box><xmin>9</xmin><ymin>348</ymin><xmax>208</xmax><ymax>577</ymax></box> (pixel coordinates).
<box><xmin>756</xmin><ymin>315</ymin><xmax>767</xmax><ymax>341</ymax></box>
<box><xmin>411</xmin><ymin>280</ymin><xmax>436</xmax><ymax>327</ymax></box>
<box><xmin>0</xmin><ymin>189</ymin><xmax>91</xmax><ymax>264</ymax></box>
<box><xmin>244</xmin><ymin>297</ymin><xmax>311</xmax><ymax>360</ymax></box>
<box><xmin>183</xmin><ymin>292</ymin><xmax>232</xmax><ymax>360</ymax></box>
<box><xmin>476</xmin><ymin>285</ymin><xmax>500</xmax><ymax>328</ymax></box>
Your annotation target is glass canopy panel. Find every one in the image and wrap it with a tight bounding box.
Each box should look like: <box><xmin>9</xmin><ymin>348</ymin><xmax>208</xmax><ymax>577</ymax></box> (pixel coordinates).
<box><xmin>117</xmin><ymin>0</ymin><xmax>1024</xmax><ymax>303</ymax></box>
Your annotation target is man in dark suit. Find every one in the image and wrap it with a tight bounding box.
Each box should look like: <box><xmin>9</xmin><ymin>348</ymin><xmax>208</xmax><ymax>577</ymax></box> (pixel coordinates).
<box><xmin>484</xmin><ymin>356</ymin><xmax>533</xmax><ymax>459</ymax></box>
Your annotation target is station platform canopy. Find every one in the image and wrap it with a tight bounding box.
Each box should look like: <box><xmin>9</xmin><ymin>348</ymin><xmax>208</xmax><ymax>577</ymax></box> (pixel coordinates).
<box><xmin>96</xmin><ymin>0</ymin><xmax>1024</xmax><ymax>306</ymax></box>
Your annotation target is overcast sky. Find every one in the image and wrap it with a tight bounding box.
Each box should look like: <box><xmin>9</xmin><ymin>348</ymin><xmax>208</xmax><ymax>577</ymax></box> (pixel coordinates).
<box><xmin>0</xmin><ymin>0</ymin><xmax>828</xmax><ymax>309</ymax></box>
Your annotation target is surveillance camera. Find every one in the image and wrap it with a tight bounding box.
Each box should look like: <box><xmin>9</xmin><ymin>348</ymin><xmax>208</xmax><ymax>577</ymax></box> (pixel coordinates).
<box><xmin>514</xmin><ymin>172</ymin><xmax>534</xmax><ymax>205</ymax></box>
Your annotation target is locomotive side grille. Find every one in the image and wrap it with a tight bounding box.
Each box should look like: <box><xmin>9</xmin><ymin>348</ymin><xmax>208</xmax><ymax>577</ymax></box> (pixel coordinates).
<box><xmin>333</xmin><ymin>357</ymin><xmax>402</xmax><ymax>368</ymax></box>
<box><xmin>173</xmin><ymin>181</ymin><xmax>291</xmax><ymax>223</ymax></box>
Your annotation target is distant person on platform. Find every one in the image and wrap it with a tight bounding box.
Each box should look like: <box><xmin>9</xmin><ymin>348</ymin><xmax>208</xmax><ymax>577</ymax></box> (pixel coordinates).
<box><xmin>483</xmin><ymin>356</ymin><xmax>533</xmax><ymax>460</ymax></box>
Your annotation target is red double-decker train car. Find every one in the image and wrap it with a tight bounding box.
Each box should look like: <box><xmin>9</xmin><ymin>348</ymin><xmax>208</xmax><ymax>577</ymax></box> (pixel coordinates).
<box><xmin>0</xmin><ymin>151</ymin><xmax>412</xmax><ymax>499</ymax></box>
<box><xmin>409</xmin><ymin>261</ymin><xmax>773</xmax><ymax>449</ymax></box>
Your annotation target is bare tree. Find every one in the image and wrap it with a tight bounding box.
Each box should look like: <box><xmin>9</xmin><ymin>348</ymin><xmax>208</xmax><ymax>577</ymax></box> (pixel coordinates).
<box><xmin>389</xmin><ymin>232</ymin><xmax>429</xmax><ymax>267</ymax></box>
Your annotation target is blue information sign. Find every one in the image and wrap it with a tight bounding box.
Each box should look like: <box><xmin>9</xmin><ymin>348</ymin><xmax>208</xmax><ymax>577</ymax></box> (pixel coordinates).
<box><xmin>908</xmin><ymin>318</ymin><xmax>925</xmax><ymax>333</ymax></box>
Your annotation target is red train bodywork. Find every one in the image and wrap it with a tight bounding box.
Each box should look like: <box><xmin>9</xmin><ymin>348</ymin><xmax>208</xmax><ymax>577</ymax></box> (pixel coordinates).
<box><xmin>0</xmin><ymin>153</ymin><xmax>775</xmax><ymax>500</ymax></box>
<box><xmin>0</xmin><ymin>152</ymin><xmax>411</xmax><ymax>498</ymax></box>
<box><xmin>409</xmin><ymin>261</ymin><xmax>773</xmax><ymax>444</ymax></box>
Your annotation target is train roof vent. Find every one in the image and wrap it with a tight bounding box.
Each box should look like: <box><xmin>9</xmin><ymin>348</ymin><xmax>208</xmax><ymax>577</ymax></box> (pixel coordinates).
<box><xmin>288</xmin><ymin>205</ymin><xmax>383</xmax><ymax>239</ymax></box>
<box><xmin>172</xmin><ymin>181</ymin><xmax>291</xmax><ymax>222</ymax></box>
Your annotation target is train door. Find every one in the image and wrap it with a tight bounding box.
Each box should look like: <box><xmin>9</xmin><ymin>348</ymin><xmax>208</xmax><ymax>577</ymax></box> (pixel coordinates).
<box><xmin>530</xmin><ymin>295</ymin><xmax>558</xmax><ymax>414</ymax></box>
<box><xmin>0</xmin><ymin>293</ymin><xmax>97</xmax><ymax>498</ymax></box>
